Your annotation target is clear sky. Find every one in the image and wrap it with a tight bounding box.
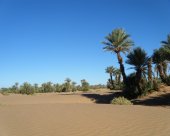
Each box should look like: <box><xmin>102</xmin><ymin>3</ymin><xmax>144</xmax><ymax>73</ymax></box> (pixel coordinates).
<box><xmin>0</xmin><ymin>0</ymin><xmax>170</xmax><ymax>87</ymax></box>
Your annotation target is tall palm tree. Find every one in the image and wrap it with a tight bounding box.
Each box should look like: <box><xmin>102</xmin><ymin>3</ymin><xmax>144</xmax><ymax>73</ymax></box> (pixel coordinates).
<box><xmin>105</xmin><ymin>66</ymin><xmax>115</xmax><ymax>87</ymax></box>
<box><xmin>126</xmin><ymin>47</ymin><xmax>149</xmax><ymax>95</ymax></box>
<box><xmin>103</xmin><ymin>28</ymin><xmax>134</xmax><ymax>84</ymax></box>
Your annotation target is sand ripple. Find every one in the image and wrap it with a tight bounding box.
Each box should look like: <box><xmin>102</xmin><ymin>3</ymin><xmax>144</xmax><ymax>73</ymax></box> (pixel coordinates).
<box><xmin>0</xmin><ymin>93</ymin><xmax>170</xmax><ymax>136</ymax></box>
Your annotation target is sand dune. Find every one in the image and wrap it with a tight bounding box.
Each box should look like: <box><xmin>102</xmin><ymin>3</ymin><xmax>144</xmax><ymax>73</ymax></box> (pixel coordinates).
<box><xmin>0</xmin><ymin>93</ymin><xmax>170</xmax><ymax>136</ymax></box>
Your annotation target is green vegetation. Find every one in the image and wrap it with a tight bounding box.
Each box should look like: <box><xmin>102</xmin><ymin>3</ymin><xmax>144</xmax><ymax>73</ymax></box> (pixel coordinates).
<box><xmin>105</xmin><ymin>66</ymin><xmax>123</xmax><ymax>90</ymax></box>
<box><xmin>0</xmin><ymin>79</ymin><xmax>105</xmax><ymax>95</ymax></box>
<box><xmin>111</xmin><ymin>97</ymin><xmax>133</xmax><ymax>105</ymax></box>
<box><xmin>19</xmin><ymin>82</ymin><xmax>35</xmax><ymax>95</ymax></box>
<box><xmin>104</xmin><ymin>28</ymin><xmax>170</xmax><ymax>99</ymax></box>
<box><xmin>80</xmin><ymin>79</ymin><xmax>90</xmax><ymax>91</ymax></box>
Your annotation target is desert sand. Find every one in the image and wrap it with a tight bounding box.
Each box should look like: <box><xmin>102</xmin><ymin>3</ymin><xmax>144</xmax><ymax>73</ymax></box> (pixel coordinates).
<box><xmin>0</xmin><ymin>91</ymin><xmax>170</xmax><ymax>136</ymax></box>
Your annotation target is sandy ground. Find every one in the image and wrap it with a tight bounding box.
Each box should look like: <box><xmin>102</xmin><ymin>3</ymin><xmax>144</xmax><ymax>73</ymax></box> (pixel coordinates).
<box><xmin>0</xmin><ymin>92</ymin><xmax>170</xmax><ymax>136</ymax></box>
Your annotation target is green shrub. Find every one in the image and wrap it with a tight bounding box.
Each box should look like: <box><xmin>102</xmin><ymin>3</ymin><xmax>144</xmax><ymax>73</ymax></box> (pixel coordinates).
<box><xmin>80</xmin><ymin>79</ymin><xmax>90</xmax><ymax>91</ymax></box>
<box><xmin>40</xmin><ymin>82</ymin><xmax>55</xmax><ymax>93</ymax></box>
<box><xmin>54</xmin><ymin>84</ymin><xmax>62</xmax><ymax>92</ymax></box>
<box><xmin>19</xmin><ymin>82</ymin><xmax>35</xmax><ymax>95</ymax></box>
<box><xmin>124</xmin><ymin>73</ymin><xmax>161</xmax><ymax>98</ymax></box>
<box><xmin>111</xmin><ymin>97</ymin><xmax>133</xmax><ymax>105</ymax></box>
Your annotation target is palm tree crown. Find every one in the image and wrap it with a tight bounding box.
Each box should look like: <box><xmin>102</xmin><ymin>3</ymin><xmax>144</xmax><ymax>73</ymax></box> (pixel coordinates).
<box><xmin>103</xmin><ymin>28</ymin><xmax>134</xmax><ymax>54</ymax></box>
<box><xmin>105</xmin><ymin>66</ymin><xmax>115</xmax><ymax>74</ymax></box>
<box><xmin>161</xmin><ymin>34</ymin><xmax>170</xmax><ymax>48</ymax></box>
<box><xmin>126</xmin><ymin>47</ymin><xmax>149</xmax><ymax>72</ymax></box>
<box><xmin>161</xmin><ymin>34</ymin><xmax>170</xmax><ymax>61</ymax></box>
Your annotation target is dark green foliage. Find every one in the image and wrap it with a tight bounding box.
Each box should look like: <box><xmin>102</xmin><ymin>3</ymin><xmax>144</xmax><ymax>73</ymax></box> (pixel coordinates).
<box><xmin>125</xmin><ymin>47</ymin><xmax>149</xmax><ymax>97</ymax></box>
<box><xmin>126</xmin><ymin>47</ymin><xmax>149</xmax><ymax>70</ymax></box>
<box><xmin>124</xmin><ymin>73</ymin><xmax>139</xmax><ymax>98</ymax></box>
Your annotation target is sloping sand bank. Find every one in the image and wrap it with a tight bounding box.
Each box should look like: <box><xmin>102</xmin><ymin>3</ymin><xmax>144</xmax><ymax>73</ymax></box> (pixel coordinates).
<box><xmin>0</xmin><ymin>93</ymin><xmax>170</xmax><ymax>136</ymax></box>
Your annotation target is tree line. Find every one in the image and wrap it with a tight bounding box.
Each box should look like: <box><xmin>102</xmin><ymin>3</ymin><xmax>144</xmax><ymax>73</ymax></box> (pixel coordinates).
<box><xmin>0</xmin><ymin>79</ymin><xmax>105</xmax><ymax>95</ymax></box>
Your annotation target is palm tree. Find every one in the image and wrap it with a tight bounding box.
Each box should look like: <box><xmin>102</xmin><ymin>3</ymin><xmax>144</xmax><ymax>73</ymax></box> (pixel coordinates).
<box><xmin>126</xmin><ymin>47</ymin><xmax>149</xmax><ymax>95</ymax></box>
<box><xmin>161</xmin><ymin>34</ymin><xmax>170</xmax><ymax>61</ymax></box>
<box><xmin>103</xmin><ymin>28</ymin><xmax>134</xmax><ymax>84</ymax></box>
<box><xmin>152</xmin><ymin>49</ymin><xmax>166</xmax><ymax>81</ymax></box>
<box><xmin>105</xmin><ymin>66</ymin><xmax>115</xmax><ymax>87</ymax></box>
<box><xmin>154</xmin><ymin>64</ymin><xmax>160</xmax><ymax>78</ymax></box>
<box><xmin>114</xmin><ymin>68</ymin><xmax>122</xmax><ymax>84</ymax></box>
<box><xmin>161</xmin><ymin>34</ymin><xmax>170</xmax><ymax>47</ymax></box>
<box><xmin>162</xmin><ymin>61</ymin><xmax>168</xmax><ymax>77</ymax></box>
<box><xmin>64</xmin><ymin>78</ymin><xmax>72</xmax><ymax>92</ymax></box>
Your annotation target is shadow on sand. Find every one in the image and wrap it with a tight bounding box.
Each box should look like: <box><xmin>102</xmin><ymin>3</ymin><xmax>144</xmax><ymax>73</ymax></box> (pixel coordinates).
<box><xmin>132</xmin><ymin>93</ymin><xmax>170</xmax><ymax>107</ymax></box>
<box><xmin>81</xmin><ymin>91</ymin><xmax>122</xmax><ymax>104</ymax></box>
<box><xmin>81</xmin><ymin>91</ymin><xmax>170</xmax><ymax>107</ymax></box>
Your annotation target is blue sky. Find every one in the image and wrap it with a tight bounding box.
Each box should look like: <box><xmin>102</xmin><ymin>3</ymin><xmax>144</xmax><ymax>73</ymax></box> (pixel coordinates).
<box><xmin>0</xmin><ymin>0</ymin><xmax>170</xmax><ymax>87</ymax></box>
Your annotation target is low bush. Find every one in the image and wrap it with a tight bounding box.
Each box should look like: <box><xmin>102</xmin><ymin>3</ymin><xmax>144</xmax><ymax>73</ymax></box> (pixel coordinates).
<box><xmin>111</xmin><ymin>97</ymin><xmax>133</xmax><ymax>105</ymax></box>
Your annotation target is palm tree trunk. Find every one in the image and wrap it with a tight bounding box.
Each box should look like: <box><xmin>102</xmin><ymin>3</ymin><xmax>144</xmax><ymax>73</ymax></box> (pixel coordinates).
<box><xmin>162</xmin><ymin>62</ymin><xmax>167</xmax><ymax>77</ymax></box>
<box><xmin>117</xmin><ymin>53</ymin><xmax>126</xmax><ymax>84</ymax></box>
<box><xmin>147</xmin><ymin>58</ymin><xmax>152</xmax><ymax>81</ymax></box>
<box><xmin>110</xmin><ymin>73</ymin><xmax>114</xmax><ymax>88</ymax></box>
<box><xmin>118</xmin><ymin>74</ymin><xmax>121</xmax><ymax>85</ymax></box>
<box><xmin>136</xmin><ymin>69</ymin><xmax>142</xmax><ymax>95</ymax></box>
<box><xmin>158</xmin><ymin>64</ymin><xmax>165</xmax><ymax>81</ymax></box>
<box><xmin>115</xmin><ymin>75</ymin><xmax>118</xmax><ymax>84</ymax></box>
